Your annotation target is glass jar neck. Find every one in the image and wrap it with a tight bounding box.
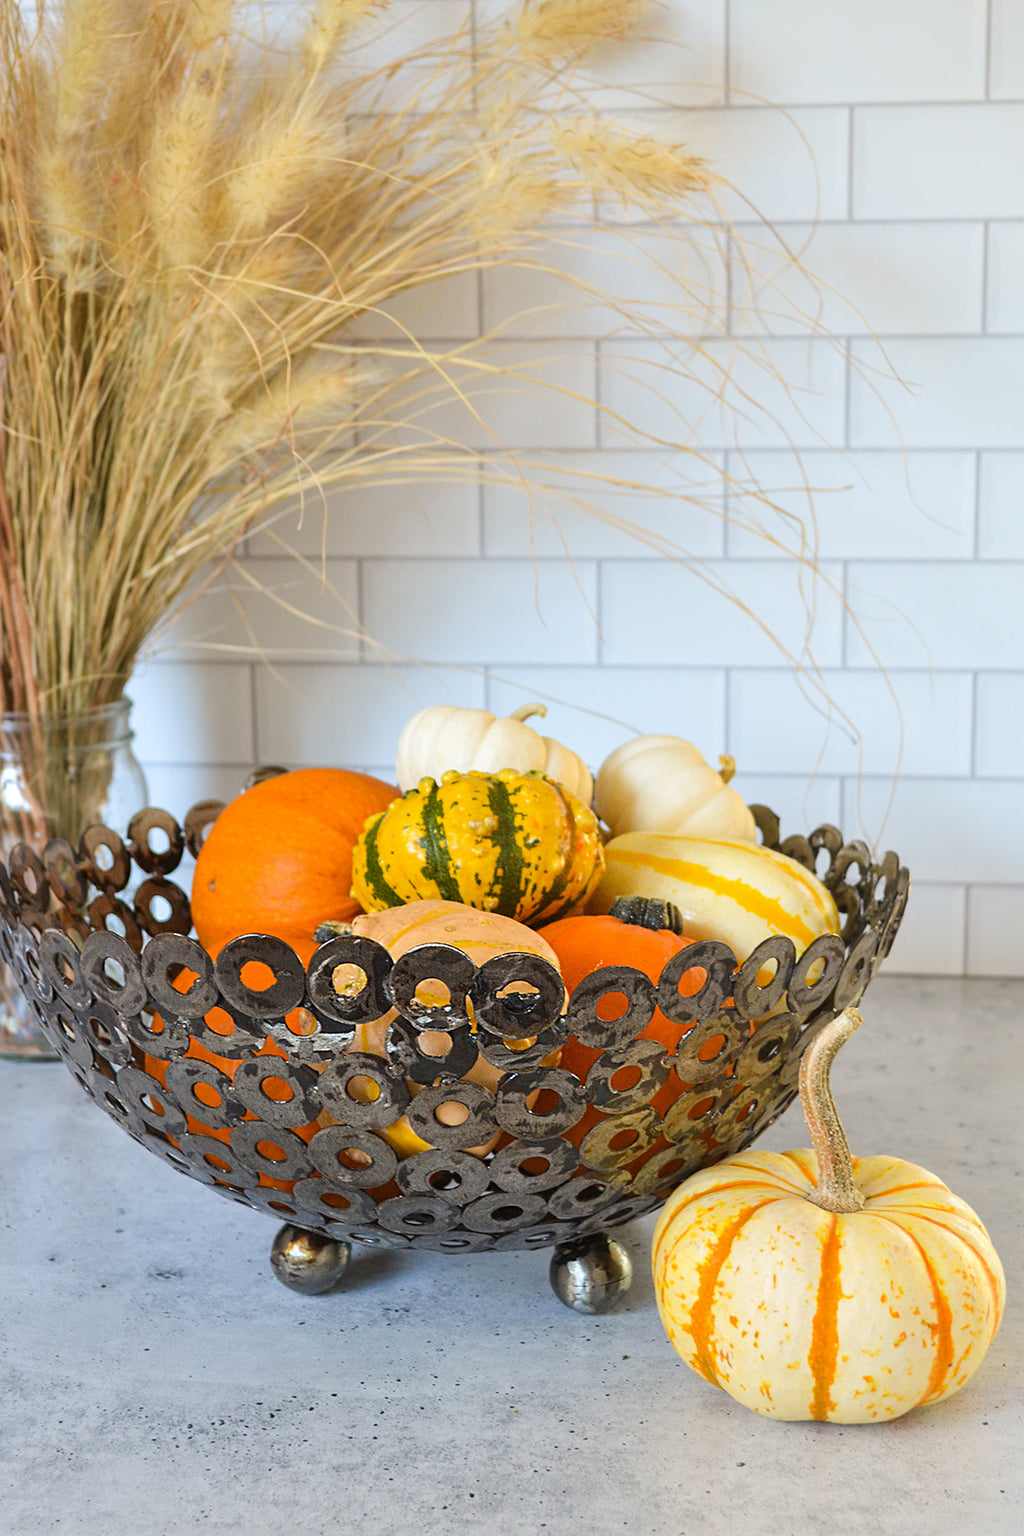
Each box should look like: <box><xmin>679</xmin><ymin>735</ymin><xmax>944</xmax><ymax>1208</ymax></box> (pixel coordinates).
<box><xmin>0</xmin><ymin>698</ymin><xmax>135</xmax><ymax>757</ymax></box>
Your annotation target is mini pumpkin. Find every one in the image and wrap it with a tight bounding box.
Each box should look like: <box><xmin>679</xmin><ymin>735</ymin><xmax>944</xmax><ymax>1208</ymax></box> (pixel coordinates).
<box><xmin>351</xmin><ymin>768</ymin><xmax>604</xmax><ymax>926</ymax></box>
<box><xmin>396</xmin><ymin>702</ymin><xmax>593</xmax><ymax>804</ymax></box>
<box><xmin>191</xmin><ymin>768</ymin><xmax>398</xmax><ymax>964</ymax></box>
<box><xmin>590</xmin><ymin>832</ymin><xmax>839</xmax><ymax>963</ymax></box>
<box><xmin>596</xmin><ymin>734</ymin><xmax>757</xmax><ymax>841</ymax></box>
<box><xmin>652</xmin><ymin>1010</ymin><xmax>1005</xmax><ymax>1422</ymax></box>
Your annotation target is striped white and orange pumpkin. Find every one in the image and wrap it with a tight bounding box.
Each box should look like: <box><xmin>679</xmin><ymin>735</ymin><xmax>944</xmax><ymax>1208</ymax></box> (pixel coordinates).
<box><xmin>652</xmin><ymin>1011</ymin><xmax>1005</xmax><ymax>1423</ymax></box>
<box><xmin>588</xmin><ymin>832</ymin><xmax>839</xmax><ymax>963</ymax></box>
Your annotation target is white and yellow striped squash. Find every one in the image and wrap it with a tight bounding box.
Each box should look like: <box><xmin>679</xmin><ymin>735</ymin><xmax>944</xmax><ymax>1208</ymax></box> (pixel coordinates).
<box><xmin>588</xmin><ymin>832</ymin><xmax>839</xmax><ymax>962</ymax></box>
<box><xmin>652</xmin><ymin>1012</ymin><xmax>1005</xmax><ymax>1423</ymax></box>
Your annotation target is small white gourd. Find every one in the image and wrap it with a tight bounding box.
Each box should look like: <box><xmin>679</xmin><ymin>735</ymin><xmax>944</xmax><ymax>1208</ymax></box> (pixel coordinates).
<box><xmin>395</xmin><ymin>703</ymin><xmax>593</xmax><ymax>805</ymax></box>
<box><xmin>596</xmin><ymin>734</ymin><xmax>757</xmax><ymax>841</ymax></box>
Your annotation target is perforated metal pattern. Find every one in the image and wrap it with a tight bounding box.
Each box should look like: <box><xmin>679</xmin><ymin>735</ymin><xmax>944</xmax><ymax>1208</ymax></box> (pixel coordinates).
<box><xmin>0</xmin><ymin>803</ymin><xmax>907</xmax><ymax>1251</ymax></box>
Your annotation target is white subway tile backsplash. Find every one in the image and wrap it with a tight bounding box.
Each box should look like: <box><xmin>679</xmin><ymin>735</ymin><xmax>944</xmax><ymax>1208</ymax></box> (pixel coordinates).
<box><xmin>882</xmin><ymin>883</ymin><xmax>967</xmax><ymax>977</ymax></box>
<box><xmin>248</xmin><ymin>474</ymin><xmax>481</xmax><ymax>559</ymax></box>
<box><xmin>731</xmin><ymin>773</ymin><xmax>843</xmax><ymax>837</ymax></box>
<box><xmin>687</xmin><ymin>108</ymin><xmax>850</xmax><ymax>222</ymax></box>
<box><xmin>731</xmin><ymin>222</ymin><xmax>985</xmax><ymax>337</ymax></box>
<box><xmin>482</xmin><ymin>450</ymin><xmax>725</xmax><ymax>558</ymax></box>
<box><xmin>481</xmin><ymin>227</ymin><xmax>727</xmax><ymax>339</ymax></box>
<box><xmin>974</xmin><ymin>674</ymin><xmax>1024</xmax><ymax>777</ymax></box>
<box><xmin>484</xmin><ymin>666</ymin><xmax>728</xmax><ymax>770</ymax></box>
<box><xmin>729</xmin><ymin>669</ymin><xmax>973</xmax><ymax>778</ymax></box>
<box><xmin>362</xmin><ymin>558</ymin><xmax>599</xmax><ymax>665</ymax></box>
<box><xmin>849</xmin><ymin>338</ymin><xmax>1024</xmax><ymax>448</ymax></box>
<box><xmin>601</xmin><ymin>559</ymin><xmax>845</xmax><ymax>668</ymax></box>
<box><xmin>600</xmin><ymin>337</ymin><xmax>847</xmax><ymax>451</ymax></box>
<box><xmin>966</xmin><ymin>887</ymin><xmax>1024</xmax><ymax>977</ymax></box>
<box><xmin>730</xmin><ymin>0</ymin><xmax>987</xmax><ymax>105</ymax></box>
<box><xmin>571</xmin><ymin>0</ymin><xmax>727</xmax><ymax>110</ymax></box>
<box><xmin>728</xmin><ymin>450</ymin><xmax>976</xmax><ymax>560</ymax></box>
<box><xmin>853</xmin><ymin>105</ymin><xmax>1024</xmax><ymax>219</ymax></box>
<box><xmin>136</xmin><ymin>763</ymin><xmax>251</xmax><ymax>817</ymax></box>
<box><xmin>978</xmin><ymin>454</ymin><xmax>1024</xmax><ymax>557</ymax></box>
<box><xmin>986</xmin><ymin>223</ymin><xmax>1024</xmax><ymax>334</ymax></box>
<box><xmin>841</xmin><ymin>776</ymin><xmax>1024</xmax><ymax>883</ymax></box>
<box><xmin>847</xmin><ymin>562</ymin><xmax>1024</xmax><ymax>669</ymax></box>
<box><xmin>990</xmin><ymin>0</ymin><xmax>1024</xmax><ymax>100</ymax></box>
<box><xmin>130</xmin><ymin>662</ymin><xmax>254</xmax><ymax>767</ymax></box>
<box><xmin>152</xmin><ymin>558</ymin><xmax>361</xmax><ymax>661</ymax></box>
<box><xmin>255</xmin><ymin>664</ymin><xmax>486</xmax><ymax>771</ymax></box>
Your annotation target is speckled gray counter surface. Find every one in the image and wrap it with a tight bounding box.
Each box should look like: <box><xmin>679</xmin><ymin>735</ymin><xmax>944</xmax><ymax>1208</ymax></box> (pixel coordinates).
<box><xmin>2</xmin><ymin>976</ymin><xmax>1021</xmax><ymax>1536</ymax></box>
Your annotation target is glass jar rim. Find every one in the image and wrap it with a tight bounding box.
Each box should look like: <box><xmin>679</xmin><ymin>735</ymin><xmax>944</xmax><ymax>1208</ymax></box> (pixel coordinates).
<box><xmin>0</xmin><ymin>696</ymin><xmax>135</xmax><ymax>744</ymax></box>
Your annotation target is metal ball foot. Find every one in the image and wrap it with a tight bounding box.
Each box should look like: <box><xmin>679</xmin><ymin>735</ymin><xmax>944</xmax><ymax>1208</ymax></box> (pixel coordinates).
<box><xmin>549</xmin><ymin>1233</ymin><xmax>633</xmax><ymax>1314</ymax></box>
<box><xmin>270</xmin><ymin>1224</ymin><xmax>351</xmax><ymax>1294</ymax></box>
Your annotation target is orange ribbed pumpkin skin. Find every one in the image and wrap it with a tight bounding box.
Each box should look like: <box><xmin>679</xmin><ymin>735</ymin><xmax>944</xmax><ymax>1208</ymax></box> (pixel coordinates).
<box><xmin>191</xmin><ymin>768</ymin><xmax>398</xmax><ymax>964</ymax></box>
<box><xmin>652</xmin><ymin>1150</ymin><xmax>1005</xmax><ymax>1423</ymax></box>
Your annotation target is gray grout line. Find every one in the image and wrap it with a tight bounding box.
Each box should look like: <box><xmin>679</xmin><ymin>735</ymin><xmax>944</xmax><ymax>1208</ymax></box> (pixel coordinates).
<box><xmin>986</xmin><ymin>0</ymin><xmax>994</xmax><ymax>100</ymax></box>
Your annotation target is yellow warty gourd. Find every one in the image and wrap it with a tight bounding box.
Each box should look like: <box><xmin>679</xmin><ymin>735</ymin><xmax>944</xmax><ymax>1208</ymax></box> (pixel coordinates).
<box><xmin>589</xmin><ymin>832</ymin><xmax>839</xmax><ymax>962</ymax></box>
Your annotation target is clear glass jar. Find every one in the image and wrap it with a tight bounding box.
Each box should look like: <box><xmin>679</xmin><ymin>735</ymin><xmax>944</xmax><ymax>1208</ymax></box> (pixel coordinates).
<box><xmin>0</xmin><ymin>698</ymin><xmax>148</xmax><ymax>1059</ymax></box>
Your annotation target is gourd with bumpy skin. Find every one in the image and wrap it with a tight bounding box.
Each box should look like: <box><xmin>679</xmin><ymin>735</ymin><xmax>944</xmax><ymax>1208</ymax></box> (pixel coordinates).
<box><xmin>351</xmin><ymin>768</ymin><xmax>604</xmax><ymax>926</ymax></box>
<box><xmin>589</xmin><ymin>831</ymin><xmax>839</xmax><ymax>963</ymax></box>
<box><xmin>396</xmin><ymin>702</ymin><xmax>593</xmax><ymax>805</ymax></box>
<box><xmin>652</xmin><ymin>1010</ymin><xmax>1005</xmax><ymax>1423</ymax></box>
<box><xmin>596</xmin><ymin>734</ymin><xmax>757</xmax><ymax>842</ymax></box>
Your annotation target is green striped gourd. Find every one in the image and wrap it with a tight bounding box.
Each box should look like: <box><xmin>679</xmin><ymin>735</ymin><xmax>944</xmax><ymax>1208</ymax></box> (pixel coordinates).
<box><xmin>350</xmin><ymin>768</ymin><xmax>604</xmax><ymax>926</ymax></box>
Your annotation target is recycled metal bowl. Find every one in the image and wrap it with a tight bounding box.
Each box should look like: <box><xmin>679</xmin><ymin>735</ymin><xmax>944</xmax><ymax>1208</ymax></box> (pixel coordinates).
<box><xmin>0</xmin><ymin>799</ymin><xmax>908</xmax><ymax>1310</ymax></box>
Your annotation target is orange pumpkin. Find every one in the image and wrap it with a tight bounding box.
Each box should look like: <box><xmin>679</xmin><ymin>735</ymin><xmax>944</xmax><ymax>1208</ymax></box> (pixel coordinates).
<box><xmin>191</xmin><ymin>768</ymin><xmax>398</xmax><ymax>965</ymax></box>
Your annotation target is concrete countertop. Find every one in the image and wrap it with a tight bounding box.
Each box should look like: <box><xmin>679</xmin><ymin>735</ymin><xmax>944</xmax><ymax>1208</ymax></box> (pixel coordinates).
<box><xmin>2</xmin><ymin>975</ymin><xmax>1021</xmax><ymax>1536</ymax></box>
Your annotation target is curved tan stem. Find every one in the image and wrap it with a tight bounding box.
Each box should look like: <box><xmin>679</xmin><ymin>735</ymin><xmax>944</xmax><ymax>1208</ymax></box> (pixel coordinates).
<box><xmin>799</xmin><ymin>1008</ymin><xmax>866</xmax><ymax>1214</ymax></box>
<box><xmin>718</xmin><ymin>754</ymin><xmax>737</xmax><ymax>784</ymax></box>
<box><xmin>510</xmin><ymin>703</ymin><xmax>547</xmax><ymax>723</ymax></box>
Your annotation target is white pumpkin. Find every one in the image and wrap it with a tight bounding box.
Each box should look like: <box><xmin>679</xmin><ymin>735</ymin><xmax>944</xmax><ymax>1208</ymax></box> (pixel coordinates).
<box><xmin>395</xmin><ymin>703</ymin><xmax>593</xmax><ymax>804</ymax></box>
<box><xmin>596</xmin><ymin>734</ymin><xmax>757</xmax><ymax>841</ymax></box>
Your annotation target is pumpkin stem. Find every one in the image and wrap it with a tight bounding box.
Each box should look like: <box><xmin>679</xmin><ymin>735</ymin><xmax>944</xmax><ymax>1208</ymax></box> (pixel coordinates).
<box><xmin>313</xmin><ymin>919</ymin><xmax>354</xmax><ymax>943</ymax></box>
<box><xmin>718</xmin><ymin>754</ymin><xmax>737</xmax><ymax>785</ymax></box>
<box><xmin>610</xmin><ymin>895</ymin><xmax>684</xmax><ymax>934</ymax></box>
<box><xmin>799</xmin><ymin>1008</ymin><xmax>866</xmax><ymax>1214</ymax></box>
<box><xmin>509</xmin><ymin>703</ymin><xmax>548</xmax><ymax>723</ymax></box>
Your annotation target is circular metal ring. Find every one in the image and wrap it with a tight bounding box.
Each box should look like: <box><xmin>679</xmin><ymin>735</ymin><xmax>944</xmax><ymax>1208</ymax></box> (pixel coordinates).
<box><xmin>141</xmin><ymin>934</ymin><xmax>220</xmax><ymax>1019</ymax></box>
<box><xmin>834</xmin><ymin>928</ymin><xmax>880</xmax><ymax>1010</ymax></box>
<box><xmin>307</xmin><ymin>1126</ymin><xmax>399</xmax><ymax>1190</ymax></box>
<box><xmin>78</xmin><ymin>825</ymin><xmax>131</xmax><ymax>892</ymax></box>
<box><xmin>113</xmin><ymin>1066</ymin><xmax>188</xmax><ymax>1137</ymax></box>
<box><xmin>546</xmin><ymin>1175</ymin><xmax>626</xmax><ymax>1222</ymax></box>
<box><xmin>579</xmin><ymin>1106</ymin><xmax>660</xmax><ymax>1172</ymax></box>
<box><xmin>385</xmin><ymin>1017</ymin><xmax>479</xmax><ymax>1085</ymax></box>
<box><xmin>387</xmin><ymin>944</ymin><xmax>475</xmax><ymax>1030</ymax></box>
<box><xmin>41</xmin><ymin>999</ymin><xmax>93</xmax><ymax>1070</ymax></box>
<box><xmin>461</xmin><ymin>1191</ymin><xmax>549</xmax><ymax>1235</ymax></box>
<box><xmin>123</xmin><ymin>1009</ymin><xmax>189</xmax><ymax>1060</ymax></box>
<box><xmin>185</xmin><ymin>1005</ymin><xmax>262</xmax><ymax>1061</ymax></box>
<box><xmin>183</xmin><ymin>800</ymin><xmax>224</xmax><ymax>860</ymax></box>
<box><xmin>230</xmin><ymin>1123</ymin><xmax>314</xmax><ymax>1183</ymax></box>
<box><xmin>14</xmin><ymin>925</ymin><xmax>52</xmax><ymax>1004</ymax></box>
<box><xmin>629</xmin><ymin>1145</ymin><xmax>694</xmax><ymax>1197</ymax></box>
<box><xmin>306</xmin><ymin>935</ymin><xmax>392</xmax><ymax>1029</ymax></box>
<box><xmin>80</xmin><ymin>930</ymin><xmax>148</xmax><ymax>1016</ymax></box>
<box><xmin>734</xmin><ymin>1013</ymin><xmax>803</xmax><ymax>1093</ymax></box>
<box><xmin>405</xmin><ymin>1081</ymin><xmax>498</xmax><ymax>1151</ymax></box>
<box><xmin>408</xmin><ymin>1230</ymin><xmax>496</xmax><ymax>1254</ymax></box>
<box><xmin>316</xmin><ymin>1052</ymin><xmax>410</xmax><ymax>1130</ymax></box>
<box><xmin>492</xmin><ymin>1223</ymin><xmax>577</xmax><ymax>1252</ymax></box>
<box><xmin>87</xmin><ymin>894</ymin><xmax>145</xmax><ymax>953</ymax></box>
<box><xmin>488</xmin><ymin>1138</ymin><xmax>580</xmax><ymax>1195</ymax></box>
<box><xmin>657</xmin><ymin>940</ymin><xmax>738</xmax><ymax>1025</ymax></box>
<box><xmin>38</xmin><ymin>928</ymin><xmax>91</xmax><ymax>1009</ymax></box>
<box><xmin>79</xmin><ymin>998</ymin><xmax>133</xmax><ymax>1070</ymax></box>
<box><xmin>564</xmin><ymin>966</ymin><xmax>657</xmax><ymax>1051</ymax></box>
<box><xmin>584</xmin><ymin>1038</ymin><xmax>671</xmax><ymax>1112</ymax></box>
<box><xmin>375</xmin><ymin>1194</ymin><xmax>460</xmax><ymax>1237</ymax></box>
<box><xmin>493</xmin><ymin>1067</ymin><xmax>588</xmax><ymax>1140</ymax></box>
<box><xmin>43</xmin><ymin>839</ymin><xmax>87</xmax><ymax>910</ymax></box>
<box><xmin>468</xmin><ymin>953</ymin><xmax>566</xmax><ymax>1039</ymax></box>
<box><xmin>9</xmin><ymin>844</ymin><xmax>49</xmax><ymax>912</ymax></box>
<box><xmin>672</xmin><ymin>1008</ymin><xmax>746</xmax><ymax>1085</ymax></box>
<box><xmin>732</xmin><ymin>935</ymin><xmax>797</xmax><ymax>1021</ymax></box>
<box><xmin>127</xmin><ymin>807</ymin><xmax>184</xmax><ymax>876</ymax></box>
<box><xmin>661</xmin><ymin>1079</ymin><xmax>732</xmax><ymax>1143</ymax></box>
<box><xmin>214</xmin><ymin>935</ymin><xmax>307</xmax><ymax>1019</ymax></box>
<box><xmin>133</xmin><ymin>878</ymin><xmax>192</xmax><ymax>939</ymax></box>
<box><xmin>164</xmin><ymin>1058</ymin><xmax>243</xmax><ymax>1131</ymax></box>
<box><xmin>231</xmin><ymin>1056</ymin><xmax>320</xmax><ymax>1129</ymax></box>
<box><xmin>395</xmin><ymin>1148</ymin><xmax>491</xmax><ymax>1205</ymax></box>
<box><xmin>473</xmin><ymin>1024</ymin><xmax>565</xmax><ymax>1073</ymax></box>
<box><xmin>786</xmin><ymin>933</ymin><xmax>846</xmax><ymax>1016</ymax></box>
<box><xmin>290</xmin><ymin>1179</ymin><xmax>378</xmax><ymax>1225</ymax></box>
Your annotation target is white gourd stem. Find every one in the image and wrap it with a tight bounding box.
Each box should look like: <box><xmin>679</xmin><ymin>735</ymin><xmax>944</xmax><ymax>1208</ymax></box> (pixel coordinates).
<box><xmin>718</xmin><ymin>754</ymin><xmax>737</xmax><ymax>784</ymax></box>
<box><xmin>798</xmin><ymin>1007</ymin><xmax>866</xmax><ymax>1214</ymax></box>
<box><xmin>509</xmin><ymin>703</ymin><xmax>547</xmax><ymax>723</ymax></box>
